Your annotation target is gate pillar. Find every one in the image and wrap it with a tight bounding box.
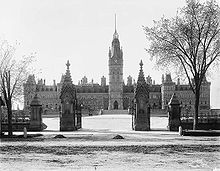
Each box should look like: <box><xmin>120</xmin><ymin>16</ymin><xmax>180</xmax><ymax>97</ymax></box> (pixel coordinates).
<box><xmin>30</xmin><ymin>94</ymin><xmax>43</xmax><ymax>131</ymax></box>
<box><xmin>60</xmin><ymin>60</ymin><xmax>78</xmax><ymax>131</ymax></box>
<box><xmin>168</xmin><ymin>93</ymin><xmax>181</xmax><ymax>131</ymax></box>
<box><xmin>133</xmin><ymin>60</ymin><xmax>150</xmax><ymax>131</ymax></box>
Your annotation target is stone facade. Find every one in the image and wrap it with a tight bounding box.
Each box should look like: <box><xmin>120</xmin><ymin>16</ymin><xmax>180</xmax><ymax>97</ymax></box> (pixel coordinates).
<box><xmin>161</xmin><ymin>73</ymin><xmax>211</xmax><ymax>116</ymax></box>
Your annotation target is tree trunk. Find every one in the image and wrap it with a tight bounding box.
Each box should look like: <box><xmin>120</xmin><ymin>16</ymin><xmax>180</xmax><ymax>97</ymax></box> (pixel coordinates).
<box><xmin>7</xmin><ymin>101</ymin><xmax>13</xmax><ymax>136</ymax></box>
<box><xmin>0</xmin><ymin>101</ymin><xmax>2</xmax><ymax>137</ymax></box>
<box><xmin>193</xmin><ymin>88</ymin><xmax>200</xmax><ymax>130</ymax></box>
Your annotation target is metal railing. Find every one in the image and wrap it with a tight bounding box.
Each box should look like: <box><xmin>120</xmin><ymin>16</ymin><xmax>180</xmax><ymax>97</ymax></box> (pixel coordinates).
<box><xmin>181</xmin><ymin>112</ymin><xmax>220</xmax><ymax>123</ymax></box>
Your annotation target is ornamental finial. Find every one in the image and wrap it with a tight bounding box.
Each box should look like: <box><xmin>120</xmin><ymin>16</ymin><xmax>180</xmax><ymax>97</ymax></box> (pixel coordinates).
<box><xmin>140</xmin><ymin>60</ymin><xmax>143</xmax><ymax>69</ymax></box>
<box><xmin>137</xmin><ymin>60</ymin><xmax>145</xmax><ymax>84</ymax></box>
<box><xmin>63</xmin><ymin>60</ymin><xmax>72</xmax><ymax>84</ymax></box>
<box><xmin>66</xmin><ymin>60</ymin><xmax>70</xmax><ymax>70</ymax></box>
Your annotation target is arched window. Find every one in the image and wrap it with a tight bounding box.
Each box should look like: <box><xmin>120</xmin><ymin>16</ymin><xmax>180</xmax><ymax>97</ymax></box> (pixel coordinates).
<box><xmin>114</xmin><ymin>101</ymin><xmax>118</xmax><ymax>110</ymax></box>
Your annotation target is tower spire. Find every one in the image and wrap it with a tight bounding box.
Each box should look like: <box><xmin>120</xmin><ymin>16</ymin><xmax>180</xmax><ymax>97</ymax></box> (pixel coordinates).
<box><xmin>113</xmin><ymin>14</ymin><xmax>119</xmax><ymax>39</ymax></box>
<box><xmin>115</xmin><ymin>14</ymin><xmax>117</xmax><ymax>33</ymax></box>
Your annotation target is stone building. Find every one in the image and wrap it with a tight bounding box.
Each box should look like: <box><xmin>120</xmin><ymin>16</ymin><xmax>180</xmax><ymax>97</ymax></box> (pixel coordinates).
<box><xmin>161</xmin><ymin>73</ymin><xmax>211</xmax><ymax>116</ymax></box>
<box><xmin>23</xmin><ymin>21</ymin><xmax>211</xmax><ymax>116</ymax></box>
<box><xmin>23</xmin><ymin>23</ymin><xmax>136</xmax><ymax>113</ymax></box>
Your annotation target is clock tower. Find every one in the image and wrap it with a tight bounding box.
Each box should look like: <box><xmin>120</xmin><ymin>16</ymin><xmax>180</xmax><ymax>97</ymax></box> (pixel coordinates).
<box><xmin>108</xmin><ymin>16</ymin><xmax>123</xmax><ymax>110</ymax></box>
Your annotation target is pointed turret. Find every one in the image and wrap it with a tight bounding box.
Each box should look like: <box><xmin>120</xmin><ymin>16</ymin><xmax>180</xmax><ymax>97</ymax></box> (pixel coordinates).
<box><xmin>137</xmin><ymin>60</ymin><xmax>146</xmax><ymax>85</ymax></box>
<box><xmin>60</xmin><ymin>60</ymin><xmax>76</xmax><ymax>103</ymax></box>
<box><xmin>135</xmin><ymin>60</ymin><xmax>149</xmax><ymax>97</ymax></box>
<box><xmin>113</xmin><ymin>14</ymin><xmax>119</xmax><ymax>39</ymax></box>
<box><xmin>63</xmin><ymin>60</ymin><xmax>72</xmax><ymax>85</ymax></box>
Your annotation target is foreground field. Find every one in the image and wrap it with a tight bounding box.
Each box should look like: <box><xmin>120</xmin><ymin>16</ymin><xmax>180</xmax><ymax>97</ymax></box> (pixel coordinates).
<box><xmin>1</xmin><ymin>143</ymin><xmax>219</xmax><ymax>171</ymax></box>
<box><xmin>1</xmin><ymin>115</ymin><xmax>220</xmax><ymax>170</ymax></box>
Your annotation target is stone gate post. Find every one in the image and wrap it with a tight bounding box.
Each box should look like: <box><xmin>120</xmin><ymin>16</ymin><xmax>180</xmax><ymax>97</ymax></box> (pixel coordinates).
<box><xmin>0</xmin><ymin>96</ymin><xmax>5</xmax><ymax>136</ymax></box>
<box><xmin>30</xmin><ymin>94</ymin><xmax>43</xmax><ymax>131</ymax></box>
<box><xmin>60</xmin><ymin>60</ymin><xmax>78</xmax><ymax>131</ymax></box>
<box><xmin>168</xmin><ymin>93</ymin><xmax>181</xmax><ymax>131</ymax></box>
<box><xmin>134</xmin><ymin>60</ymin><xmax>150</xmax><ymax>131</ymax></box>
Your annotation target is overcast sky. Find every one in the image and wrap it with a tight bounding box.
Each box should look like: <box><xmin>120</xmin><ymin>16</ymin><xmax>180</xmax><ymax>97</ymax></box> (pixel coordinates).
<box><xmin>0</xmin><ymin>0</ymin><xmax>219</xmax><ymax>108</ymax></box>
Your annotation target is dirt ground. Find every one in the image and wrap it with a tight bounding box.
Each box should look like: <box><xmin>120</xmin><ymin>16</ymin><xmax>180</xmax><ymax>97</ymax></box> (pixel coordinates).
<box><xmin>1</xmin><ymin>115</ymin><xmax>220</xmax><ymax>170</ymax></box>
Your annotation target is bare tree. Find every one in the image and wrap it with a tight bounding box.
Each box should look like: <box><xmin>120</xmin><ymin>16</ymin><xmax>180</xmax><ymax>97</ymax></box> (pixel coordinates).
<box><xmin>0</xmin><ymin>40</ymin><xmax>34</xmax><ymax>136</ymax></box>
<box><xmin>144</xmin><ymin>0</ymin><xmax>220</xmax><ymax>130</ymax></box>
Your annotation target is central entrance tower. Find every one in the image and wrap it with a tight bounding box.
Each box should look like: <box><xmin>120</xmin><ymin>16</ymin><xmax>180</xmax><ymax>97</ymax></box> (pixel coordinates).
<box><xmin>108</xmin><ymin>16</ymin><xmax>123</xmax><ymax>110</ymax></box>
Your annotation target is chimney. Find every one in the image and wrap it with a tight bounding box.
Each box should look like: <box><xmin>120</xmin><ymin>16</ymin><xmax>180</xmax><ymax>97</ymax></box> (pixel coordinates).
<box><xmin>177</xmin><ymin>78</ymin><xmax>180</xmax><ymax>86</ymax></box>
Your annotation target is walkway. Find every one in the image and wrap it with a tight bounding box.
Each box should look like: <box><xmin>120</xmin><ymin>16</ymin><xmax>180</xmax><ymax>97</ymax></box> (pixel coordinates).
<box><xmin>43</xmin><ymin>115</ymin><xmax>168</xmax><ymax>132</ymax></box>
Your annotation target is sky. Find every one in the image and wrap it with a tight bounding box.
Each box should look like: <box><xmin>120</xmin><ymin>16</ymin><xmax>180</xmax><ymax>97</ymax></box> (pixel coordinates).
<box><xmin>0</xmin><ymin>0</ymin><xmax>219</xmax><ymax>108</ymax></box>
